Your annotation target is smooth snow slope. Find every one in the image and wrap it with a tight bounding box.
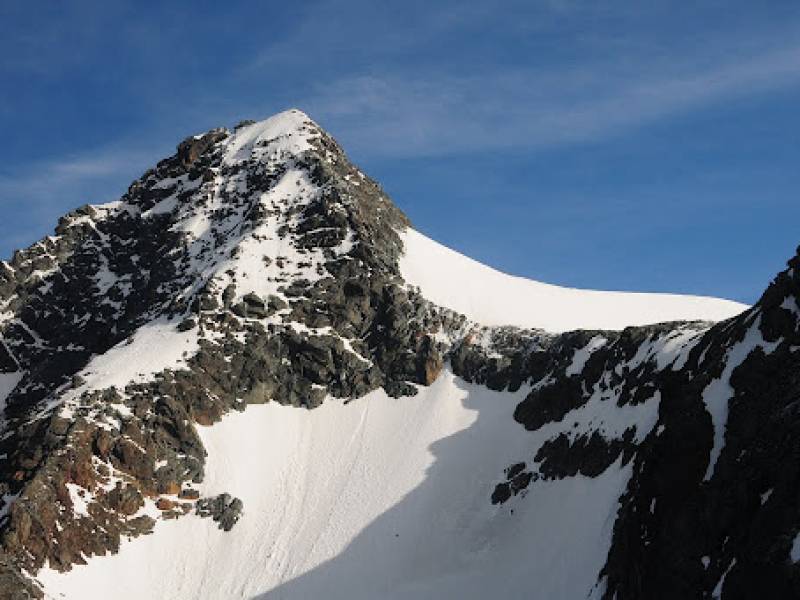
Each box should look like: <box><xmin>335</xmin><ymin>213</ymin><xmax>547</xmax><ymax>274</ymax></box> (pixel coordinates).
<box><xmin>399</xmin><ymin>228</ymin><xmax>747</xmax><ymax>332</ymax></box>
<box><xmin>38</xmin><ymin>370</ymin><xmax>628</xmax><ymax>600</ymax></box>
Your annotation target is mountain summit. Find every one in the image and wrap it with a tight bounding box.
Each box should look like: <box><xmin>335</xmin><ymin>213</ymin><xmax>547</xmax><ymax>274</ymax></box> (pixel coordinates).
<box><xmin>1</xmin><ymin>110</ymin><xmax>798</xmax><ymax>599</ymax></box>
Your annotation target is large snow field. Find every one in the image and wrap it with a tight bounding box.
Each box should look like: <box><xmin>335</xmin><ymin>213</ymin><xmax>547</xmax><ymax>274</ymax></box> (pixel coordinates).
<box><xmin>39</xmin><ymin>370</ymin><xmax>627</xmax><ymax>599</ymax></box>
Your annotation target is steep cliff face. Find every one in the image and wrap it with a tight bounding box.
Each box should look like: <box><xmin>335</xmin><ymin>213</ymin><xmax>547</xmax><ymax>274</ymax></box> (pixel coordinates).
<box><xmin>450</xmin><ymin>251</ymin><xmax>800</xmax><ymax>599</ymax></box>
<box><xmin>1</xmin><ymin>109</ymin><xmax>793</xmax><ymax>600</ymax></box>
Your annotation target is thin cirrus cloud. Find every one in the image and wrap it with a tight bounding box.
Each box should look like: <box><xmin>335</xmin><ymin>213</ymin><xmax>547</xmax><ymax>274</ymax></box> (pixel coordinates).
<box><xmin>3</xmin><ymin>32</ymin><xmax>799</xmax><ymax>252</ymax></box>
<box><xmin>0</xmin><ymin>148</ymin><xmax>156</xmax><ymax>252</ymax></box>
<box><xmin>0</xmin><ymin>151</ymin><xmax>152</xmax><ymax>201</ymax></box>
<box><xmin>303</xmin><ymin>42</ymin><xmax>800</xmax><ymax>159</ymax></box>
<box><xmin>6</xmin><ymin>40</ymin><xmax>800</xmax><ymax>205</ymax></box>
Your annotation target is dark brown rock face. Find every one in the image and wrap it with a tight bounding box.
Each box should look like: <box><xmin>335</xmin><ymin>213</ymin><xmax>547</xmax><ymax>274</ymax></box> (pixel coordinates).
<box><xmin>418</xmin><ymin>335</ymin><xmax>444</xmax><ymax>385</ymax></box>
<box><xmin>176</xmin><ymin>130</ymin><xmax>227</xmax><ymax>169</ymax></box>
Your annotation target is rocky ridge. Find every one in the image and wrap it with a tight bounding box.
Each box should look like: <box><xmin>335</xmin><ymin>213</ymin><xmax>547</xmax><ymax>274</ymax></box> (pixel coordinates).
<box><xmin>452</xmin><ymin>253</ymin><xmax>800</xmax><ymax>598</ymax></box>
<box><xmin>0</xmin><ymin>111</ymin><xmax>461</xmax><ymax>597</ymax></box>
<box><xmin>0</xmin><ymin>110</ymin><xmax>797</xmax><ymax>599</ymax></box>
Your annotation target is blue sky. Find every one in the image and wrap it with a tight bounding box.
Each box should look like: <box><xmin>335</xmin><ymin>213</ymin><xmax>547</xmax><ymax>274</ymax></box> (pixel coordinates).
<box><xmin>1</xmin><ymin>1</ymin><xmax>799</xmax><ymax>303</ymax></box>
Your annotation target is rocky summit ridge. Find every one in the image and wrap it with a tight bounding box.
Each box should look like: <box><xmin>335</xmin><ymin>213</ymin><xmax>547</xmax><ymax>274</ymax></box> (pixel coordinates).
<box><xmin>0</xmin><ymin>109</ymin><xmax>460</xmax><ymax>597</ymax></box>
<box><xmin>0</xmin><ymin>109</ymin><xmax>799</xmax><ymax>599</ymax></box>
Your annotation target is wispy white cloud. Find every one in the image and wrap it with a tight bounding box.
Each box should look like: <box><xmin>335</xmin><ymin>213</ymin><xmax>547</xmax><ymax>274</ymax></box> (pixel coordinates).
<box><xmin>231</xmin><ymin>0</ymin><xmax>800</xmax><ymax>158</ymax></box>
<box><xmin>0</xmin><ymin>149</ymin><xmax>151</xmax><ymax>201</ymax></box>
<box><xmin>0</xmin><ymin>146</ymin><xmax>156</xmax><ymax>254</ymax></box>
<box><xmin>301</xmin><ymin>42</ymin><xmax>800</xmax><ymax>158</ymax></box>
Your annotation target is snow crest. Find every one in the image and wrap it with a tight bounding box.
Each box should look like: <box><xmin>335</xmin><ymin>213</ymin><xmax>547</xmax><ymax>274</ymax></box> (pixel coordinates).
<box><xmin>398</xmin><ymin>227</ymin><xmax>747</xmax><ymax>333</ymax></box>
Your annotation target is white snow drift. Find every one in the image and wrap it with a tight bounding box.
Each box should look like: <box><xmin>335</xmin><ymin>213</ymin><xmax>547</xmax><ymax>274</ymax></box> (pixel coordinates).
<box><xmin>399</xmin><ymin>227</ymin><xmax>747</xmax><ymax>333</ymax></box>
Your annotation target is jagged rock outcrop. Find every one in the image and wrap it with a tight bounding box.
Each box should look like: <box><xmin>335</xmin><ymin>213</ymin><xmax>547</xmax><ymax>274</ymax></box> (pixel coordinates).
<box><xmin>196</xmin><ymin>494</ymin><xmax>243</xmax><ymax>531</ymax></box>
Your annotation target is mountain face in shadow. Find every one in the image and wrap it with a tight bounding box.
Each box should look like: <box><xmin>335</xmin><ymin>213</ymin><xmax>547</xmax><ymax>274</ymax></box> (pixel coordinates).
<box><xmin>0</xmin><ymin>110</ymin><xmax>796</xmax><ymax>600</ymax></box>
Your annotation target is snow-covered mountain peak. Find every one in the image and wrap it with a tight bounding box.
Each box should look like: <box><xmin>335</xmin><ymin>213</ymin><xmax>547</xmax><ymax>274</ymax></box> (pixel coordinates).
<box><xmin>220</xmin><ymin>108</ymin><xmax>320</xmax><ymax>166</ymax></box>
<box><xmin>1</xmin><ymin>110</ymin><xmax>797</xmax><ymax>600</ymax></box>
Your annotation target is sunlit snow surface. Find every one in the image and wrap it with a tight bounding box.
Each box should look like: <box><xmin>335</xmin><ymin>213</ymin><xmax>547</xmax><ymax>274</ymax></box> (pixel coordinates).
<box><xmin>399</xmin><ymin>228</ymin><xmax>747</xmax><ymax>332</ymax></box>
<box><xmin>38</xmin><ymin>371</ymin><xmax>628</xmax><ymax>599</ymax></box>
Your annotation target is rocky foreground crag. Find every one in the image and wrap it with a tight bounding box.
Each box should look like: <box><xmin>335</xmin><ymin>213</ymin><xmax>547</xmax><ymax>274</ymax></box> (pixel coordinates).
<box><xmin>0</xmin><ymin>110</ymin><xmax>798</xmax><ymax>599</ymax></box>
<box><xmin>454</xmin><ymin>254</ymin><xmax>800</xmax><ymax>598</ymax></box>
